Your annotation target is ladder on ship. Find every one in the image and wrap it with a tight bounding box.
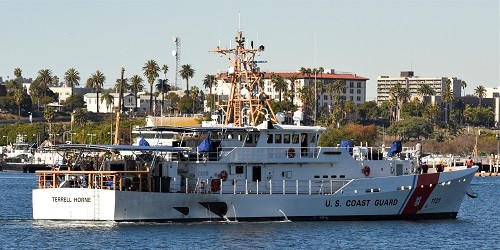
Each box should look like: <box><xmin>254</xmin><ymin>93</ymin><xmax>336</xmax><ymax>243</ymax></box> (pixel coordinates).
<box><xmin>93</xmin><ymin>189</ymin><xmax>100</xmax><ymax>220</ymax></box>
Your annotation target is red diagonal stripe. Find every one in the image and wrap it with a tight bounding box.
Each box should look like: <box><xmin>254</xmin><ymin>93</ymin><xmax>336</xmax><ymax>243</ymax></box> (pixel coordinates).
<box><xmin>402</xmin><ymin>173</ymin><xmax>440</xmax><ymax>214</ymax></box>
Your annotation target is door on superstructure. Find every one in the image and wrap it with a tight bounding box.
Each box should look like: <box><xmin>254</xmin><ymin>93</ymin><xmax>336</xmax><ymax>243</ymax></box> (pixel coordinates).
<box><xmin>301</xmin><ymin>133</ymin><xmax>308</xmax><ymax>157</ymax></box>
<box><xmin>252</xmin><ymin>166</ymin><xmax>262</xmax><ymax>182</ymax></box>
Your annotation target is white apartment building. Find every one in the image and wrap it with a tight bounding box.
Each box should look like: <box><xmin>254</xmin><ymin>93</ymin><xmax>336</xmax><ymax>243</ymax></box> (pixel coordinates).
<box><xmin>84</xmin><ymin>93</ymin><xmax>136</xmax><ymax>113</ymax></box>
<box><xmin>376</xmin><ymin>71</ymin><xmax>462</xmax><ymax>104</ymax></box>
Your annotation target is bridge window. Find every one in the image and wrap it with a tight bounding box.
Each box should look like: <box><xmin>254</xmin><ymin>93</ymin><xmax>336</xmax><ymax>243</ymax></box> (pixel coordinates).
<box><xmin>283</xmin><ymin>134</ymin><xmax>290</xmax><ymax>143</ymax></box>
<box><xmin>274</xmin><ymin>134</ymin><xmax>282</xmax><ymax>143</ymax></box>
<box><xmin>267</xmin><ymin>134</ymin><xmax>273</xmax><ymax>143</ymax></box>
<box><xmin>292</xmin><ymin>134</ymin><xmax>299</xmax><ymax>144</ymax></box>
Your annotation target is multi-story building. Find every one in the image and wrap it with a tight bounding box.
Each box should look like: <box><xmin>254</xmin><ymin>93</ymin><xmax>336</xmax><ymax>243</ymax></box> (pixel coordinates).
<box><xmin>210</xmin><ymin>69</ymin><xmax>368</xmax><ymax>110</ymax></box>
<box><xmin>376</xmin><ymin>71</ymin><xmax>462</xmax><ymax>104</ymax></box>
<box><xmin>84</xmin><ymin>93</ymin><xmax>136</xmax><ymax>113</ymax></box>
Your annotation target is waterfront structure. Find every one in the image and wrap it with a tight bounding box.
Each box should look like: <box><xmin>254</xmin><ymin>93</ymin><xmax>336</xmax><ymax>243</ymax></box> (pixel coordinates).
<box><xmin>376</xmin><ymin>71</ymin><xmax>462</xmax><ymax>104</ymax></box>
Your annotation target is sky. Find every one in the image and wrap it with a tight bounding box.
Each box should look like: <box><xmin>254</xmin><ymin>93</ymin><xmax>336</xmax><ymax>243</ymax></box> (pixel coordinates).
<box><xmin>0</xmin><ymin>0</ymin><xmax>498</xmax><ymax>100</ymax></box>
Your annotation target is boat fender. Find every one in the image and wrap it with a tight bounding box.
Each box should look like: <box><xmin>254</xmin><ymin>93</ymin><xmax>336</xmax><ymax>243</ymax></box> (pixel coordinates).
<box><xmin>219</xmin><ymin>170</ymin><xmax>228</xmax><ymax>181</ymax></box>
<box><xmin>362</xmin><ymin>166</ymin><xmax>371</xmax><ymax>177</ymax></box>
<box><xmin>287</xmin><ymin>148</ymin><xmax>296</xmax><ymax>158</ymax></box>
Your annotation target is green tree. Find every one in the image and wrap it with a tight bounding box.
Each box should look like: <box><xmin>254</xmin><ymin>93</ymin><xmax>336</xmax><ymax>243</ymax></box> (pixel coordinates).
<box><xmin>271</xmin><ymin>74</ymin><xmax>287</xmax><ymax>102</ymax></box>
<box><xmin>100</xmin><ymin>90</ymin><xmax>114</xmax><ymax>113</ymax></box>
<box><xmin>418</xmin><ymin>84</ymin><xmax>435</xmax><ymax>103</ymax></box>
<box><xmin>44</xmin><ymin>107</ymin><xmax>55</xmax><ymax>131</ymax></box>
<box><xmin>13</xmin><ymin>68</ymin><xmax>22</xmax><ymax>82</ymax></box>
<box><xmin>357</xmin><ymin>101</ymin><xmax>380</xmax><ymax>120</ymax></box>
<box><xmin>386</xmin><ymin>116</ymin><xmax>433</xmax><ymax>141</ymax></box>
<box><xmin>474</xmin><ymin>85</ymin><xmax>486</xmax><ymax>106</ymax></box>
<box><xmin>64</xmin><ymin>68</ymin><xmax>80</xmax><ymax>96</ymax></box>
<box><xmin>203</xmin><ymin>74</ymin><xmax>216</xmax><ymax>111</ymax></box>
<box><xmin>286</xmin><ymin>76</ymin><xmax>297</xmax><ymax>104</ymax></box>
<box><xmin>461</xmin><ymin>80</ymin><xmax>467</xmax><ymax>96</ymax></box>
<box><xmin>178</xmin><ymin>94</ymin><xmax>194</xmax><ymax>114</ymax></box>
<box><xmin>180</xmin><ymin>64</ymin><xmax>195</xmax><ymax>94</ymax></box>
<box><xmin>143</xmin><ymin>59</ymin><xmax>160</xmax><ymax>114</ymax></box>
<box><xmin>129</xmin><ymin>75</ymin><xmax>144</xmax><ymax>111</ymax></box>
<box><xmin>165</xmin><ymin>92</ymin><xmax>180</xmax><ymax>114</ymax></box>
<box><xmin>442</xmin><ymin>79</ymin><xmax>455</xmax><ymax>124</ymax></box>
<box><xmin>62</xmin><ymin>94</ymin><xmax>85</xmax><ymax>110</ymax></box>
<box><xmin>86</xmin><ymin>70</ymin><xmax>106</xmax><ymax>113</ymax></box>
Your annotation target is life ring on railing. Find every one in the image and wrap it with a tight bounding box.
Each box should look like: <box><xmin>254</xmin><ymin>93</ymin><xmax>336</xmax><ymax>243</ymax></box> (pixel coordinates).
<box><xmin>211</xmin><ymin>179</ymin><xmax>221</xmax><ymax>192</ymax></box>
<box><xmin>362</xmin><ymin>166</ymin><xmax>371</xmax><ymax>177</ymax></box>
<box><xmin>219</xmin><ymin>170</ymin><xmax>228</xmax><ymax>181</ymax></box>
<box><xmin>287</xmin><ymin>148</ymin><xmax>296</xmax><ymax>158</ymax></box>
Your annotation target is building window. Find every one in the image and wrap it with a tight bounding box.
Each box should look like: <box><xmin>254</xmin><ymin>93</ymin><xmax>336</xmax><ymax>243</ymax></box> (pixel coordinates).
<box><xmin>356</xmin><ymin>96</ymin><xmax>361</xmax><ymax>101</ymax></box>
<box><xmin>357</xmin><ymin>89</ymin><xmax>361</xmax><ymax>94</ymax></box>
<box><xmin>357</xmin><ymin>82</ymin><xmax>362</xmax><ymax>88</ymax></box>
<box><xmin>350</xmin><ymin>96</ymin><xmax>354</xmax><ymax>101</ymax></box>
<box><xmin>349</xmin><ymin>82</ymin><xmax>354</xmax><ymax>87</ymax></box>
<box><xmin>349</xmin><ymin>89</ymin><xmax>353</xmax><ymax>94</ymax></box>
<box><xmin>323</xmin><ymin>95</ymin><xmax>328</xmax><ymax>100</ymax></box>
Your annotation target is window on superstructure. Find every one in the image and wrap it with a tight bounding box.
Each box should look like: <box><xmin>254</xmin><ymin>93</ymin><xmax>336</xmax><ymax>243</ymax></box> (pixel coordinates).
<box><xmin>292</xmin><ymin>134</ymin><xmax>299</xmax><ymax>144</ymax></box>
<box><xmin>246</xmin><ymin>134</ymin><xmax>253</xmax><ymax>143</ymax></box>
<box><xmin>235</xmin><ymin>166</ymin><xmax>244</xmax><ymax>174</ymax></box>
<box><xmin>267</xmin><ymin>134</ymin><xmax>273</xmax><ymax>143</ymax></box>
<box><xmin>283</xmin><ymin>134</ymin><xmax>290</xmax><ymax>143</ymax></box>
<box><xmin>274</xmin><ymin>134</ymin><xmax>282</xmax><ymax>143</ymax></box>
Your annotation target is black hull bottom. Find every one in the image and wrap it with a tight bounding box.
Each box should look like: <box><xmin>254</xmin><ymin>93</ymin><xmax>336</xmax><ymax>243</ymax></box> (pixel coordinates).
<box><xmin>102</xmin><ymin>212</ymin><xmax>458</xmax><ymax>223</ymax></box>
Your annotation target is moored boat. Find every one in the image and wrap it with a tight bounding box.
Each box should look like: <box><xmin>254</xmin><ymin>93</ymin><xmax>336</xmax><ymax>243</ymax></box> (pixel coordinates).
<box><xmin>32</xmin><ymin>27</ymin><xmax>477</xmax><ymax>222</ymax></box>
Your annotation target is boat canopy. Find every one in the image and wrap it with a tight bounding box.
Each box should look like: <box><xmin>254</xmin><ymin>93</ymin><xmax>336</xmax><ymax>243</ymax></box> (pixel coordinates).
<box><xmin>387</xmin><ymin>140</ymin><xmax>403</xmax><ymax>157</ymax></box>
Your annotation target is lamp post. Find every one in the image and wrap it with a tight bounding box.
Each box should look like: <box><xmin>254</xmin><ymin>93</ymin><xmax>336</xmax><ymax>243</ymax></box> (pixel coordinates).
<box><xmin>87</xmin><ymin>133</ymin><xmax>96</xmax><ymax>144</ymax></box>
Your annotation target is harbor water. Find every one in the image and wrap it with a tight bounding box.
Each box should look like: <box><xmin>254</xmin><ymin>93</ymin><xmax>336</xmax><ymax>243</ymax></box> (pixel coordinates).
<box><xmin>0</xmin><ymin>172</ymin><xmax>498</xmax><ymax>249</ymax></box>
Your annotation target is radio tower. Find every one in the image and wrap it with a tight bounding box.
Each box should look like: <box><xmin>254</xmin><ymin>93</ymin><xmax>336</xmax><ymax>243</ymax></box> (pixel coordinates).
<box><xmin>172</xmin><ymin>36</ymin><xmax>181</xmax><ymax>90</ymax></box>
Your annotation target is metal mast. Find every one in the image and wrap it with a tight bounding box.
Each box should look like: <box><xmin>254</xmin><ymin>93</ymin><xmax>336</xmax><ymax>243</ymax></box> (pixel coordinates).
<box><xmin>210</xmin><ymin>28</ymin><xmax>277</xmax><ymax>127</ymax></box>
<box><xmin>172</xmin><ymin>36</ymin><xmax>181</xmax><ymax>90</ymax></box>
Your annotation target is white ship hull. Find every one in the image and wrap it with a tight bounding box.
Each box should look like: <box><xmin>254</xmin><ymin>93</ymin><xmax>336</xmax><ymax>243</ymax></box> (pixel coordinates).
<box><xmin>33</xmin><ymin>167</ymin><xmax>476</xmax><ymax>221</ymax></box>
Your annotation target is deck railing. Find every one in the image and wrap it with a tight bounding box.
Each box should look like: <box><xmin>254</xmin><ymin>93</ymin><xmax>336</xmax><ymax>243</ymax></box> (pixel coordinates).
<box><xmin>36</xmin><ymin>170</ymin><xmax>151</xmax><ymax>191</ymax></box>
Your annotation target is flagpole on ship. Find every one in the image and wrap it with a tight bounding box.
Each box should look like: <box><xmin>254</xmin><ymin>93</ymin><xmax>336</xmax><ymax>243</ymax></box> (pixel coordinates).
<box><xmin>114</xmin><ymin>67</ymin><xmax>125</xmax><ymax>145</ymax></box>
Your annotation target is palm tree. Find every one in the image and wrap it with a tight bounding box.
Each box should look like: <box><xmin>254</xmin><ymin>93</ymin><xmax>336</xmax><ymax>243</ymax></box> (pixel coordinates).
<box><xmin>64</xmin><ymin>68</ymin><xmax>80</xmax><ymax>96</ymax></box>
<box><xmin>37</xmin><ymin>69</ymin><xmax>53</xmax><ymax>88</ymax></box>
<box><xmin>14</xmin><ymin>87</ymin><xmax>24</xmax><ymax>117</ymax></box>
<box><xmin>326</xmin><ymin>79</ymin><xmax>347</xmax><ymax>125</ymax></box>
<box><xmin>203</xmin><ymin>74</ymin><xmax>216</xmax><ymax>112</ymax></box>
<box><xmin>161</xmin><ymin>64</ymin><xmax>169</xmax><ymax>79</ymax></box>
<box><xmin>129</xmin><ymin>75</ymin><xmax>144</xmax><ymax>111</ymax></box>
<box><xmin>114</xmin><ymin>78</ymin><xmax>130</xmax><ymax>93</ymax></box>
<box><xmin>13</xmin><ymin>68</ymin><xmax>22</xmax><ymax>83</ymax></box>
<box><xmin>474</xmin><ymin>85</ymin><xmax>486</xmax><ymax>106</ymax></box>
<box><xmin>86</xmin><ymin>70</ymin><xmax>106</xmax><ymax>113</ymax></box>
<box><xmin>461</xmin><ymin>80</ymin><xmax>467</xmax><ymax>97</ymax></box>
<box><xmin>143</xmin><ymin>59</ymin><xmax>160</xmax><ymax>113</ymax></box>
<box><xmin>441</xmin><ymin>79</ymin><xmax>455</xmax><ymax>124</ymax></box>
<box><xmin>389</xmin><ymin>82</ymin><xmax>403</xmax><ymax>122</ymax></box>
<box><xmin>418</xmin><ymin>84</ymin><xmax>435</xmax><ymax>102</ymax></box>
<box><xmin>271</xmin><ymin>74</ymin><xmax>287</xmax><ymax>102</ymax></box>
<box><xmin>180</xmin><ymin>64</ymin><xmax>195</xmax><ymax>94</ymax></box>
<box><xmin>44</xmin><ymin>107</ymin><xmax>55</xmax><ymax>132</ymax></box>
<box><xmin>51</xmin><ymin>75</ymin><xmax>60</xmax><ymax>87</ymax></box>
<box><xmin>189</xmin><ymin>86</ymin><xmax>200</xmax><ymax>113</ymax></box>
<box><xmin>287</xmin><ymin>76</ymin><xmax>297</xmax><ymax>104</ymax></box>
<box><xmin>100</xmin><ymin>90</ymin><xmax>114</xmax><ymax>113</ymax></box>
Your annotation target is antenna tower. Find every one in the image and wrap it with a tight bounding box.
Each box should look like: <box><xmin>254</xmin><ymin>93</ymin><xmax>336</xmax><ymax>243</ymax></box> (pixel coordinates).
<box><xmin>210</xmin><ymin>28</ymin><xmax>277</xmax><ymax>127</ymax></box>
<box><xmin>172</xmin><ymin>36</ymin><xmax>181</xmax><ymax>90</ymax></box>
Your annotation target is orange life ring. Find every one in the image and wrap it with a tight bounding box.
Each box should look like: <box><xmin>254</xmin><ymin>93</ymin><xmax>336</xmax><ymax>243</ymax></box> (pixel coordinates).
<box><xmin>211</xmin><ymin>179</ymin><xmax>221</xmax><ymax>192</ymax></box>
<box><xmin>287</xmin><ymin>148</ymin><xmax>296</xmax><ymax>158</ymax></box>
<box><xmin>219</xmin><ymin>170</ymin><xmax>228</xmax><ymax>181</ymax></box>
<box><xmin>362</xmin><ymin>166</ymin><xmax>371</xmax><ymax>177</ymax></box>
